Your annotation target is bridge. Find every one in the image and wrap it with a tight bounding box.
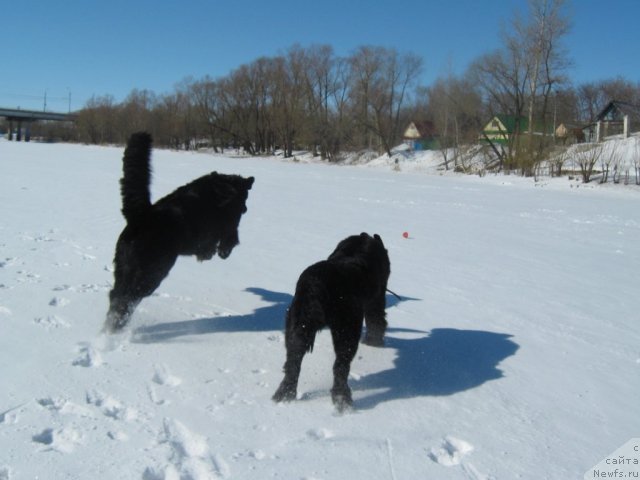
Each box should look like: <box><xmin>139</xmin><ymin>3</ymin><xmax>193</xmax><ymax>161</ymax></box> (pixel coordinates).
<box><xmin>0</xmin><ymin>107</ymin><xmax>76</xmax><ymax>141</ymax></box>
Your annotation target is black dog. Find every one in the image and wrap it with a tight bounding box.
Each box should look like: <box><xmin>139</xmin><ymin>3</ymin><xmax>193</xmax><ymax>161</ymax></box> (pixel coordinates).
<box><xmin>104</xmin><ymin>132</ymin><xmax>254</xmax><ymax>332</ymax></box>
<box><xmin>272</xmin><ymin>233</ymin><xmax>390</xmax><ymax>411</ymax></box>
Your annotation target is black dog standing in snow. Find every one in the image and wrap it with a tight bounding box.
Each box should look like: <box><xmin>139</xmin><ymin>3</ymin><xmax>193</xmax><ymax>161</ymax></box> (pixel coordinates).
<box><xmin>272</xmin><ymin>233</ymin><xmax>391</xmax><ymax>411</ymax></box>
<box><xmin>104</xmin><ymin>132</ymin><xmax>254</xmax><ymax>333</ymax></box>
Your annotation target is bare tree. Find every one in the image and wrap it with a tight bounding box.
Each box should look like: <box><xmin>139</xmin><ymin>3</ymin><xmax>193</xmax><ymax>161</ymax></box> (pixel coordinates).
<box><xmin>222</xmin><ymin>62</ymin><xmax>271</xmax><ymax>154</ymax></box>
<box><xmin>349</xmin><ymin>46</ymin><xmax>422</xmax><ymax>156</ymax></box>
<box><xmin>470</xmin><ymin>0</ymin><xmax>571</xmax><ymax>175</ymax></box>
<box><xmin>574</xmin><ymin>143</ymin><xmax>603</xmax><ymax>183</ymax></box>
<box><xmin>119</xmin><ymin>89</ymin><xmax>157</xmax><ymax>138</ymax></box>
<box><xmin>189</xmin><ymin>76</ymin><xmax>235</xmax><ymax>152</ymax></box>
<box><xmin>548</xmin><ymin>145</ymin><xmax>569</xmax><ymax>176</ymax></box>
<box><xmin>634</xmin><ymin>138</ymin><xmax>640</xmax><ymax>185</ymax></box>
<box><xmin>600</xmin><ymin>143</ymin><xmax>623</xmax><ymax>184</ymax></box>
<box><xmin>426</xmin><ymin>75</ymin><xmax>483</xmax><ymax>170</ymax></box>
<box><xmin>514</xmin><ymin>0</ymin><xmax>571</xmax><ymax>173</ymax></box>
<box><xmin>576</xmin><ymin>78</ymin><xmax>640</xmax><ymax>122</ymax></box>
<box><xmin>156</xmin><ymin>81</ymin><xmax>198</xmax><ymax>151</ymax></box>
<box><xmin>270</xmin><ymin>50</ymin><xmax>308</xmax><ymax>158</ymax></box>
<box><xmin>469</xmin><ymin>48</ymin><xmax>528</xmax><ymax>170</ymax></box>
<box><xmin>520</xmin><ymin>1</ymin><xmax>570</xmax><ymax>129</ymax></box>
<box><xmin>75</xmin><ymin>94</ymin><xmax>118</xmax><ymax>144</ymax></box>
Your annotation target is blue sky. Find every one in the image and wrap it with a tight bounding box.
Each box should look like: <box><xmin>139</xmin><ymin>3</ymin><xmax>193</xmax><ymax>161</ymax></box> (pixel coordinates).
<box><xmin>2</xmin><ymin>0</ymin><xmax>639</xmax><ymax>112</ymax></box>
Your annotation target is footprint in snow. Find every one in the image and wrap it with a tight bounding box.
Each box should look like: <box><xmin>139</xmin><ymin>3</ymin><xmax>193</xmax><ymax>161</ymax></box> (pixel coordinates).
<box><xmin>73</xmin><ymin>343</ymin><xmax>103</xmax><ymax>367</ymax></box>
<box><xmin>49</xmin><ymin>297</ymin><xmax>70</xmax><ymax>307</ymax></box>
<box><xmin>33</xmin><ymin>315</ymin><xmax>70</xmax><ymax>329</ymax></box>
<box><xmin>306</xmin><ymin>428</ymin><xmax>334</xmax><ymax>440</ymax></box>
<box><xmin>152</xmin><ymin>364</ymin><xmax>182</xmax><ymax>387</ymax></box>
<box><xmin>147</xmin><ymin>418</ymin><xmax>229</xmax><ymax>479</ymax></box>
<box><xmin>429</xmin><ymin>438</ymin><xmax>490</xmax><ymax>480</ymax></box>
<box><xmin>86</xmin><ymin>390</ymin><xmax>137</xmax><ymax>421</ymax></box>
<box><xmin>428</xmin><ymin>436</ymin><xmax>474</xmax><ymax>467</ymax></box>
<box><xmin>107</xmin><ymin>430</ymin><xmax>129</xmax><ymax>442</ymax></box>
<box><xmin>17</xmin><ymin>271</ymin><xmax>41</xmax><ymax>284</ymax></box>
<box><xmin>32</xmin><ymin>427</ymin><xmax>83</xmax><ymax>453</ymax></box>
<box><xmin>36</xmin><ymin>396</ymin><xmax>96</xmax><ymax>418</ymax></box>
<box><xmin>0</xmin><ymin>466</ymin><xmax>11</xmax><ymax>480</ymax></box>
<box><xmin>1</xmin><ymin>404</ymin><xmax>27</xmax><ymax>425</ymax></box>
<box><xmin>0</xmin><ymin>257</ymin><xmax>21</xmax><ymax>268</ymax></box>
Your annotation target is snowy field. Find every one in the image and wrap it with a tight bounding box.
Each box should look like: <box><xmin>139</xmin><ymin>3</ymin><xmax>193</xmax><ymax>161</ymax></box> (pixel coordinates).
<box><xmin>1</xmin><ymin>138</ymin><xmax>639</xmax><ymax>479</ymax></box>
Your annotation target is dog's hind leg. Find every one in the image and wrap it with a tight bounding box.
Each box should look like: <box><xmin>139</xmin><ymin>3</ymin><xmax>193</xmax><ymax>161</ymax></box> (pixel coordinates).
<box><xmin>362</xmin><ymin>294</ymin><xmax>388</xmax><ymax>347</ymax></box>
<box><xmin>104</xmin><ymin>293</ymin><xmax>139</xmax><ymax>333</ymax></box>
<box><xmin>104</xmin><ymin>245</ymin><xmax>177</xmax><ymax>333</ymax></box>
<box><xmin>330</xmin><ymin>309</ymin><xmax>363</xmax><ymax>412</ymax></box>
<box><xmin>272</xmin><ymin>345</ymin><xmax>306</xmax><ymax>403</ymax></box>
<box><xmin>272</xmin><ymin>307</ymin><xmax>318</xmax><ymax>403</ymax></box>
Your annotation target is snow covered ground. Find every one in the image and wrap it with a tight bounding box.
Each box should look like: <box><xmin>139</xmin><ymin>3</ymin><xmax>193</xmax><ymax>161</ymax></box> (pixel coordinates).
<box><xmin>1</xmin><ymin>138</ymin><xmax>639</xmax><ymax>479</ymax></box>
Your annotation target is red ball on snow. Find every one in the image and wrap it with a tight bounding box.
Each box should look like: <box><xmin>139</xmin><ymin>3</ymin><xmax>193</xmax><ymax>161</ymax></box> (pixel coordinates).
<box><xmin>402</xmin><ymin>231</ymin><xmax>409</xmax><ymax>239</ymax></box>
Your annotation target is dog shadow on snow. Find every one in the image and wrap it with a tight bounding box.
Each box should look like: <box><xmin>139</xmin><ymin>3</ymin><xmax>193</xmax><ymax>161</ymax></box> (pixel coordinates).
<box><xmin>353</xmin><ymin>327</ymin><xmax>519</xmax><ymax>409</ymax></box>
<box><xmin>132</xmin><ymin>288</ymin><xmax>519</xmax><ymax>408</ymax></box>
<box><xmin>131</xmin><ymin>287</ymin><xmax>292</xmax><ymax>343</ymax></box>
<box><xmin>132</xmin><ymin>287</ymin><xmax>409</xmax><ymax>343</ymax></box>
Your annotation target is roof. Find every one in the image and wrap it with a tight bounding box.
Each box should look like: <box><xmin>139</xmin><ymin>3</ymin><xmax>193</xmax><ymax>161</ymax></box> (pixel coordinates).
<box><xmin>596</xmin><ymin>100</ymin><xmax>640</xmax><ymax>122</ymax></box>
<box><xmin>483</xmin><ymin>114</ymin><xmax>553</xmax><ymax>135</ymax></box>
<box><xmin>403</xmin><ymin>121</ymin><xmax>437</xmax><ymax>139</ymax></box>
<box><xmin>483</xmin><ymin>115</ymin><xmax>529</xmax><ymax>134</ymax></box>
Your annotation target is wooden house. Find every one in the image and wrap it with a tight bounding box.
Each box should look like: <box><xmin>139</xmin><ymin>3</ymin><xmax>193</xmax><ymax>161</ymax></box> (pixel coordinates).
<box><xmin>480</xmin><ymin>114</ymin><xmax>552</xmax><ymax>145</ymax></box>
<box><xmin>555</xmin><ymin>123</ymin><xmax>585</xmax><ymax>144</ymax></box>
<box><xmin>403</xmin><ymin>121</ymin><xmax>439</xmax><ymax>150</ymax></box>
<box><xmin>583</xmin><ymin>100</ymin><xmax>640</xmax><ymax>142</ymax></box>
<box><xmin>480</xmin><ymin>115</ymin><xmax>528</xmax><ymax>145</ymax></box>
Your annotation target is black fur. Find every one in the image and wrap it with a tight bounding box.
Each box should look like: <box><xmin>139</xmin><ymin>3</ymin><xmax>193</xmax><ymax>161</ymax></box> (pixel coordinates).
<box><xmin>272</xmin><ymin>233</ymin><xmax>390</xmax><ymax>411</ymax></box>
<box><xmin>104</xmin><ymin>132</ymin><xmax>254</xmax><ymax>332</ymax></box>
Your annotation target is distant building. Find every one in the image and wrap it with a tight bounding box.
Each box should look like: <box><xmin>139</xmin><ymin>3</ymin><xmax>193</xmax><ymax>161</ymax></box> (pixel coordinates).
<box><xmin>582</xmin><ymin>100</ymin><xmax>640</xmax><ymax>142</ymax></box>
<box><xmin>480</xmin><ymin>114</ymin><xmax>551</xmax><ymax>145</ymax></box>
<box><xmin>555</xmin><ymin>123</ymin><xmax>585</xmax><ymax>144</ymax></box>
<box><xmin>403</xmin><ymin>121</ymin><xmax>439</xmax><ymax>150</ymax></box>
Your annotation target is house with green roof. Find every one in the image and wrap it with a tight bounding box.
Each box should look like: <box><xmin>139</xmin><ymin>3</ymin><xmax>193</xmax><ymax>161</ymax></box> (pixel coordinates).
<box><xmin>480</xmin><ymin>114</ymin><xmax>554</xmax><ymax>146</ymax></box>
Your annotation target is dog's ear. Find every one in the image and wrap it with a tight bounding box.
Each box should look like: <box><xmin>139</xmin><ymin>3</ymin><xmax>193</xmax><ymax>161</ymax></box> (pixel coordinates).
<box><xmin>245</xmin><ymin>176</ymin><xmax>255</xmax><ymax>190</ymax></box>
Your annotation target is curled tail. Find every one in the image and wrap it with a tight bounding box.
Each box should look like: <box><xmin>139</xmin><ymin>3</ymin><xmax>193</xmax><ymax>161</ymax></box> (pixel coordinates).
<box><xmin>120</xmin><ymin>132</ymin><xmax>153</xmax><ymax>223</ymax></box>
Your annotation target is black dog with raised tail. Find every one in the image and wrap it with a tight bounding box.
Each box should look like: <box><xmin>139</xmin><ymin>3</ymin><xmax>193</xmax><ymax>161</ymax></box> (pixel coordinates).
<box><xmin>104</xmin><ymin>132</ymin><xmax>254</xmax><ymax>332</ymax></box>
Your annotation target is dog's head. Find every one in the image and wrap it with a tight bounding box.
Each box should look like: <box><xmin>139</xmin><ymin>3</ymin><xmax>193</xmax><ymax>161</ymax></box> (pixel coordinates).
<box><xmin>328</xmin><ymin>232</ymin><xmax>390</xmax><ymax>280</ymax></box>
<box><xmin>210</xmin><ymin>174</ymin><xmax>255</xmax><ymax>260</ymax></box>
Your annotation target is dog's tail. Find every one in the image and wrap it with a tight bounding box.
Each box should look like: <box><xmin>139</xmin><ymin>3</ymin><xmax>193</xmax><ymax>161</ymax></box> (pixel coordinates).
<box><xmin>120</xmin><ymin>132</ymin><xmax>153</xmax><ymax>223</ymax></box>
<box><xmin>286</xmin><ymin>278</ymin><xmax>326</xmax><ymax>354</ymax></box>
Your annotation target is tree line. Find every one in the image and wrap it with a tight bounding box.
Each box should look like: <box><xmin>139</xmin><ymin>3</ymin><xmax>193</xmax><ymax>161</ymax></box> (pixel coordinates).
<box><xmin>24</xmin><ymin>0</ymin><xmax>640</xmax><ymax>174</ymax></box>
<box><xmin>69</xmin><ymin>44</ymin><xmax>424</xmax><ymax>161</ymax></box>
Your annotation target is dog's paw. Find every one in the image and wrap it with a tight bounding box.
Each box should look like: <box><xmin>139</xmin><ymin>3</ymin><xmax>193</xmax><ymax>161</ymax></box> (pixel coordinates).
<box><xmin>361</xmin><ymin>335</ymin><xmax>385</xmax><ymax>347</ymax></box>
<box><xmin>331</xmin><ymin>394</ymin><xmax>353</xmax><ymax>414</ymax></box>
<box><xmin>272</xmin><ymin>384</ymin><xmax>297</xmax><ymax>403</ymax></box>
<box><xmin>331</xmin><ymin>389</ymin><xmax>353</xmax><ymax>413</ymax></box>
<box><xmin>103</xmin><ymin>310</ymin><xmax>130</xmax><ymax>334</ymax></box>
